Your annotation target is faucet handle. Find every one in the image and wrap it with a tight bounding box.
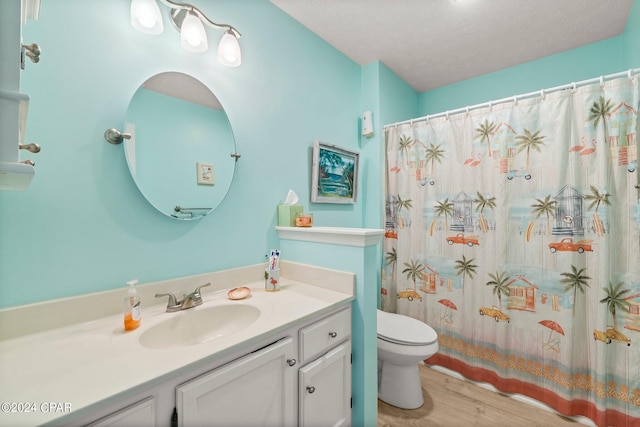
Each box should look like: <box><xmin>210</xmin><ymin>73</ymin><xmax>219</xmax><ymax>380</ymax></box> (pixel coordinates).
<box><xmin>193</xmin><ymin>282</ymin><xmax>211</xmax><ymax>296</ymax></box>
<box><xmin>189</xmin><ymin>283</ymin><xmax>211</xmax><ymax>305</ymax></box>
<box><xmin>155</xmin><ymin>292</ymin><xmax>180</xmax><ymax>312</ymax></box>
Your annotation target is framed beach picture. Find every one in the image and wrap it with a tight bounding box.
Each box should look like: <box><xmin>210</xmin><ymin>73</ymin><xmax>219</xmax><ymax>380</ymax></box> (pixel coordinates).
<box><xmin>311</xmin><ymin>141</ymin><xmax>359</xmax><ymax>204</ymax></box>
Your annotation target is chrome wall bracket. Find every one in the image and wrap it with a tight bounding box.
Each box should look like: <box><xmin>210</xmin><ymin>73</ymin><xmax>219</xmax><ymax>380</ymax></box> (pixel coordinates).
<box><xmin>21</xmin><ymin>43</ymin><xmax>41</xmax><ymax>69</ymax></box>
<box><xmin>104</xmin><ymin>128</ymin><xmax>131</xmax><ymax>145</ymax></box>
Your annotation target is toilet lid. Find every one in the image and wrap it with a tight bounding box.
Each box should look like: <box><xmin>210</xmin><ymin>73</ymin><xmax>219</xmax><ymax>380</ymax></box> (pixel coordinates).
<box><xmin>377</xmin><ymin>310</ymin><xmax>437</xmax><ymax>345</ymax></box>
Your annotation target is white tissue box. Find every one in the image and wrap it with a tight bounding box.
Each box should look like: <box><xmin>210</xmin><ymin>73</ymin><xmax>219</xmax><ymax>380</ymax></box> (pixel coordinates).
<box><xmin>278</xmin><ymin>204</ymin><xmax>303</xmax><ymax>227</ymax></box>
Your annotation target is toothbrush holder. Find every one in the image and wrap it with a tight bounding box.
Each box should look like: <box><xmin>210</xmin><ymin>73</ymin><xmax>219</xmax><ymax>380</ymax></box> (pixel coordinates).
<box><xmin>265</xmin><ymin>268</ymin><xmax>280</xmax><ymax>292</ymax></box>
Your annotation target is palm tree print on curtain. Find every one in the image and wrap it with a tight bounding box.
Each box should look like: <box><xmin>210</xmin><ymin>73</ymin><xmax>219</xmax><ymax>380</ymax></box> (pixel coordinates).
<box><xmin>381</xmin><ymin>75</ymin><xmax>640</xmax><ymax>426</ymax></box>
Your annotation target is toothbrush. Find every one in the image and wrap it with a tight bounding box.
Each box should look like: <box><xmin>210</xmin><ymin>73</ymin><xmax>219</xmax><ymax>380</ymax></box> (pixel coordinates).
<box><xmin>274</xmin><ymin>250</ymin><xmax>280</xmax><ymax>270</ymax></box>
<box><xmin>269</xmin><ymin>249</ymin><xmax>280</xmax><ymax>271</ymax></box>
<box><xmin>269</xmin><ymin>250</ymin><xmax>276</xmax><ymax>270</ymax></box>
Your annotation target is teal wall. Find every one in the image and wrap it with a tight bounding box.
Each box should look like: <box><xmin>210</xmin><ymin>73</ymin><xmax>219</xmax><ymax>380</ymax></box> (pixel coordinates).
<box><xmin>0</xmin><ymin>0</ymin><xmax>362</xmax><ymax>308</ymax></box>
<box><xmin>360</xmin><ymin>62</ymin><xmax>419</xmax><ymax>228</ymax></box>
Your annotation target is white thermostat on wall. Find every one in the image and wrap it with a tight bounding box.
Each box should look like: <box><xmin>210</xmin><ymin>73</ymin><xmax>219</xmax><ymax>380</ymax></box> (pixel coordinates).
<box><xmin>362</xmin><ymin>111</ymin><xmax>373</xmax><ymax>137</ymax></box>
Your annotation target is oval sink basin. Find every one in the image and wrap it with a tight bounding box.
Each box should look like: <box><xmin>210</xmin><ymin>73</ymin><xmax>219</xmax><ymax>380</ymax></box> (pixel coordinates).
<box><xmin>139</xmin><ymin>304</ymin><xmax>262</xmax><ymax>350</ymax></box>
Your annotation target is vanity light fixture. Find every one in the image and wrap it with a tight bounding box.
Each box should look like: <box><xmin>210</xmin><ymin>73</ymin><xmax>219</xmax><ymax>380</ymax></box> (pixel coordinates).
<box><xmin>130</xmin><ymin>0</ymin><xmax>242</xmax><ymax>66</ymax></box>
<box><xmin>217</xmin><ymin>29</ymin><xmax>241</xmax><ymax>67</ymax></box>
<box><xmin>130</xmin><ymin>0</ymin><xmax>163</xmax><ymax>35</ymax></box>
<box><xmin>180</xmin><ymin>10</ymin><xmax>208</xmax><ymax>53</ymax></box>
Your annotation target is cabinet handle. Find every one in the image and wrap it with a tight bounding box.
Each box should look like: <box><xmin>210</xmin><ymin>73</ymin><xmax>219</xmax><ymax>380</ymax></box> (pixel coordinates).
<box><xmin>328</xmin><ymin>332</ymin><xmax>337</xmax><ymax>338</ymax></box>
<box><xmin>306</xmin><ymin>386</ymin><xmax>316</xmax><ymax>394</ymax></box>
<box><xmin>286</xmin><ymin>358</ymin><xmax>297</xmax><ymax>367</ymax></box>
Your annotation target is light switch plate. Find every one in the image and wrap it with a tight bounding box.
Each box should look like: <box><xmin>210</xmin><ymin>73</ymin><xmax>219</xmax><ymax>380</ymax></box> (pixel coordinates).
<box><xmin>196</xmin><ymin>162</ymin><xmax>214</xmax><ymax>185</ymax></box>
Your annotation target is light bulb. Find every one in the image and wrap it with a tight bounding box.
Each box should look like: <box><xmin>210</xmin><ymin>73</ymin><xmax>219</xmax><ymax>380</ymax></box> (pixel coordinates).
<box><xmin>180</xmin><ymin>11</ymin><xmax>208</xmax><ymax>53</ymax></box>
<box><xmin>218</xmin><ymin>30</ymin><xmax>241</xmax><ymax>67</ymax></box>
<box><xmin>130</xmin><ymin>0</ymin><xmax>163</xmax><ymax>35</ymax></box>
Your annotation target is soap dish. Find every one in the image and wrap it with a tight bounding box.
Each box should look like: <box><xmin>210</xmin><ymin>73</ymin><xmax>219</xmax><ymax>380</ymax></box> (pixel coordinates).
<box><xmin>227</xmin><ymin>286</ymin><xmax>251</xmax><ymax>300</ymax></box>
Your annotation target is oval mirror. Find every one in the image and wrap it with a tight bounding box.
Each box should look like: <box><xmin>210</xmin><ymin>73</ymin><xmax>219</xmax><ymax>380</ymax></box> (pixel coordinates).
<box><xmin>124</xmin><ymin>72</ymin><xmax>236</xmax><ymax>220</ymax></box>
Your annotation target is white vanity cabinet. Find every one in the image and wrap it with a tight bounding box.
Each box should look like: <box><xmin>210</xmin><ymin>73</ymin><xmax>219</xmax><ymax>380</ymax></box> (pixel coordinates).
<box><xmin>298</xmin><ymin>308</ymin><xmax>352</xmax><ymax>427</ymax></box>
<box><xmin>85</xmin><ymin>397</ymin><xmax>155</xmax><ymax>427</ymax></box>
<box><xmin>176</xmin><ymin>337</ymin><xmax>295</xmax><ymax>426</ymax></box>
<box><xmin>175</xmin><ymin>307</ymin><xmax>353</xmax><ymax>427</ymax></box>
<box><xmin>78</xmin><ymin>305</ymin><xmax>352</xmax><ymax>427</ymax></box>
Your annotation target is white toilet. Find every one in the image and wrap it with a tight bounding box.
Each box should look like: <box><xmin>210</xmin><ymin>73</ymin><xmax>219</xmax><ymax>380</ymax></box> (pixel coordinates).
<box><xmin>377</xmin><ymin>309</ymin><xmax>439</xmax><ymax>409</ymax></box>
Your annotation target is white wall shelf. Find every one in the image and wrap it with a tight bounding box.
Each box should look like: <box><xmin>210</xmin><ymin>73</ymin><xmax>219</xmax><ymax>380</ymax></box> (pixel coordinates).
<box><xmin>276</xmin><ymin>226</ymin><xmax>383</xmax><ymax>247</ymax></box>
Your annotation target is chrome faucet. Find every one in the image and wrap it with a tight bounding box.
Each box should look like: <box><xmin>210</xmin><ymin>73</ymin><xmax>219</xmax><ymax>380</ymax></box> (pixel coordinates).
<box><xmin>156</xmin><ymin>283</ymin><xmax>211</xmax><ymax>312</ymax></box>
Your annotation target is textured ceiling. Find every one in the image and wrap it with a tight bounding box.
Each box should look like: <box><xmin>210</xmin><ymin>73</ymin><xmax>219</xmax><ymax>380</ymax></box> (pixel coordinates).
<box><xmin>271</xmin><ymin>0</ymin><xmax>634</xmax><ymax>92</ymax></box>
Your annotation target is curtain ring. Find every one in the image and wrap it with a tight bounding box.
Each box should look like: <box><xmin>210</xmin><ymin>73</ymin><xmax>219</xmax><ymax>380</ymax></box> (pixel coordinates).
<box><xmin>465</xmin><ymin>106</ymin><xmax>469</xmax><ymax>115</ymax></box>
<box><xmin>540</xmin><ymin>89</ymin><xmax>545</xmax><ymax>100</ymax></box>
<box><xmin>446</xmin><ymin>111</ymin><xmax>450</xmax><ymax>120</ymax></box>
<box><xmin>425</xmin><ymin>115</ymin><xmax>430</xmax><ymax>124</ymax></box>
<box><xmin>600</xmin><ymin>76</ymin><xmax>605</xmax><ymax>88</ymax></box>
<box><xmin>513</xmin><ymin>95</ymin><xmax>518</xmax><ymax>106</ymax></box>
<box><xmin>571</xmin><ymin>82</ymin><xmax>577</xmax><ymax>92</ymax></box>
<box><xmin>488</xmin><ymin>100</ymin><xmax>492</xmax><ymax>110</ymax></box>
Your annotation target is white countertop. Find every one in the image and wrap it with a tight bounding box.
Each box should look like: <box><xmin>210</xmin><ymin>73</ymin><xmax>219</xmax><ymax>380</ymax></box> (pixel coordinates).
<box><xmin>0</xmin><ymin>263</ymin><xmax>354</xmax><ymax>426</ymax></box>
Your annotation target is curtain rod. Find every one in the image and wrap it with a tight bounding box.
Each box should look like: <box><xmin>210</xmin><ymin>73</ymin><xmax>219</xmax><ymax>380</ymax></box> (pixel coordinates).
<box><xmin>384</xmin><ymin>68</ymin><xmax>640</xmax><ymax>129</ymax></box>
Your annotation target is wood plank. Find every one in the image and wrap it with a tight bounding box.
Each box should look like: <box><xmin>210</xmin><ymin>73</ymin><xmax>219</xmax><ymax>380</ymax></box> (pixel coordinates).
<box><xmin>377</xmin><ymin>364</ymin><xmax>580</xmax><ymax>426</ymax></box>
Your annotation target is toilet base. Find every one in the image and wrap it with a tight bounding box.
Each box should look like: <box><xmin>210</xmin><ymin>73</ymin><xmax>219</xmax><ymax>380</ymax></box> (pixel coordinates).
<box><xmin>378</xmin><ymin>360</ymin><xmax>424</xmax><ymax>409</ymax></box>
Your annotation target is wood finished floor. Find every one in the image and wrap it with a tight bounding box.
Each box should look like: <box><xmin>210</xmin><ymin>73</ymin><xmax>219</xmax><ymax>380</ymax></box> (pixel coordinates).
<box><xmin>377</xmin><ymin>364</ymin><xmax>580</xmax><ymax>427</ymax></box>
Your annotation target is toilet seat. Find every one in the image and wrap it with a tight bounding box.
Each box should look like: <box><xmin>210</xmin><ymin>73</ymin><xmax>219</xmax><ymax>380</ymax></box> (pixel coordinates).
<box><xmin>377</xmin><ymin>310</ymin><xmax>437</xmax><ymax>346</ymax></box>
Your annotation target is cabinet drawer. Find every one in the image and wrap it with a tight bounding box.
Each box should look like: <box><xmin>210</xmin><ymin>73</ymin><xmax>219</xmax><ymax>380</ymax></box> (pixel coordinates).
<box><xmin>299</xmin><ymin>308</ymin><xmax>350</xmax><ymax>363</ymax></box>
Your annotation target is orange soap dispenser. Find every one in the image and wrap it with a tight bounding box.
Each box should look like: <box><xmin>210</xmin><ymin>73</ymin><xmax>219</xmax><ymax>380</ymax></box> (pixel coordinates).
<box><xmin>123</xmin><ymin>279</ymin><xmax>141</xmax><ymax>331</ymax></box>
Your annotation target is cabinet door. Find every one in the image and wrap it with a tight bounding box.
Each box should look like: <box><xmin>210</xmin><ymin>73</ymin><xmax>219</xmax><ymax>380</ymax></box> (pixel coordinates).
<box><xmin>176</xmin><ymin>337</ymin><xmax>295</xmax><ymax>427</ymax></box>
<box><xmin>85</xmin><ymin>397</ymin><xmax>154</xmax><ymax>427</ymax></box>
<box><xmin>299</xmin><ymin>341</ymin><xmax>351</xmax><ymax>427</ymax></box>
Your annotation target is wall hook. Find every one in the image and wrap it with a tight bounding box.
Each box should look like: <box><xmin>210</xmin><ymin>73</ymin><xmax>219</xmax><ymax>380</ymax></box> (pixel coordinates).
<box><xmin>104</xmin><ymin>128</ymin><xmax>131</xmax><ymax>145</ymax></box>
<box><xmin>230</xmin><ymin>152</ymin><xmax>241</xmax><ymax>161</ymax></box>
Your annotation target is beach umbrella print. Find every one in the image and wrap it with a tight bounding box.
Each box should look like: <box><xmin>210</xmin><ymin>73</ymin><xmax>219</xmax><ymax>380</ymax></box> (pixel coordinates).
<box><xmin>438</xmin><ymin>299</ymin><xmax>457</xmax><ymax>324</ymax></box>
<box><xmin>539</xmin><ymin>320</ymin><xmax>565</xmax><ymax>352</ymax></box>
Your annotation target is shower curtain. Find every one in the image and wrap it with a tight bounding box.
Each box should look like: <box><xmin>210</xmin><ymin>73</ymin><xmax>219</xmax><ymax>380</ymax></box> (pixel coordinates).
<box><xmin>382</xmin><ymin>74</ymin><xmax>640</xmax><ymax>426</ymax></box>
